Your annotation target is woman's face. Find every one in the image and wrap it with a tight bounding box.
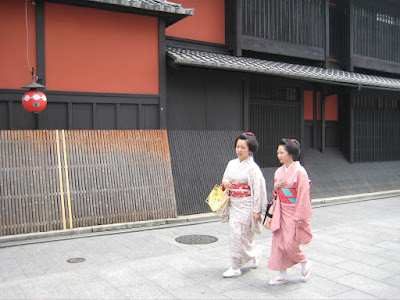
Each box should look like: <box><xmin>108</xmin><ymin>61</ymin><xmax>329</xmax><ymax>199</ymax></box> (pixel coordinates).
<box><xmin>236</xmin><ymin>139</ymin><xmax>251</xmax><ymax>161</ymax></box>
<box><xmin>277</xmin><ymin>145</ymin><xmax>292</xmax><ymax>165</ymax></box>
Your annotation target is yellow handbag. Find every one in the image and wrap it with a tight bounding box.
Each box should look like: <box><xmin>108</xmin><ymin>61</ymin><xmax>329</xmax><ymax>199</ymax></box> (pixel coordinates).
<box><xmin>205</xmin><ymin>185</ymin><xmax>230</xmax><ymax>213</ymax></box>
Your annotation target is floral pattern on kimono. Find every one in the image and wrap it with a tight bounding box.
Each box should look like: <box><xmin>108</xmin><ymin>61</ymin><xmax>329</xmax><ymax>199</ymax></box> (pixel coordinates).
<box><xmin>222</xmin><ymin>156</ymin><xmax>267</xmax><ymax>269</ymax></box>
<box><xmin>268</xmin><ymin>161</ymin><xmax>313</xmax><ymax>271</ymax></box>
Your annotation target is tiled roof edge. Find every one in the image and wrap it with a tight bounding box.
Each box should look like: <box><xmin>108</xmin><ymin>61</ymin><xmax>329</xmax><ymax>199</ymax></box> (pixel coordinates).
<box><xmin>87</xmin><ymin>0</ymin><xmax>194</xmax><ymax>15</ymax></box>
<box><xmin>167</xmin><ymin>47</ymin><xmax>400</xmax><ymax>91</ymax></box>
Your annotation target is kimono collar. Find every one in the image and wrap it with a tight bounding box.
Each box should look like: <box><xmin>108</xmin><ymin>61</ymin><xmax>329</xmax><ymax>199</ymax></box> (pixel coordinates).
<box><xmin>285</xmin><ymin>162</ymin><xmax>294</xmax><ymax>172</ymax></box>
<box><xmin>239</xmin><ymin>156</ymin><xmax>253</xmax><ymax>164</ymax></box>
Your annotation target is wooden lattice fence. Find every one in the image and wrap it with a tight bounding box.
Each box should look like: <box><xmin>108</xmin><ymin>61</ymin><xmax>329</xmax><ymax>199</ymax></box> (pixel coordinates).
<box><xmin>0</xmin><ymin>130</ymin><xmax>177</xmax><ymax>236</ymax></box>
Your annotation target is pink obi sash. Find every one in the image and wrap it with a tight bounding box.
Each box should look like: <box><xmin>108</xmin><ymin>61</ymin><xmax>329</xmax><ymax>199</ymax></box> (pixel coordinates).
<box><xmin>229</xmin><ymin>183</ymin><xmax>251</xmax><ymax>197</ymax></box>
<box><xmin>278</xmin><ymin>188</ymin><xmax>297</xmax><ymax>204</ymax></box>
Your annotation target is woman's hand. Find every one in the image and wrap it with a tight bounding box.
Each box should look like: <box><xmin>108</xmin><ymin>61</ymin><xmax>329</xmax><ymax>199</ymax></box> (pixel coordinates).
<box><xmin>222</xmin><ymin>179</ymin><xmax>234</xmax><ymax>189</ymax></box>
<box><xmin>274</xmin><ymin>179</ymin><xmax>287</xmax><ymax>190</ymax></box>
<box><xmin>253</xmin><ymin>212</ymin><xmax>261</xmax><ymax>223</ymax></box>
<box><xmin>296</xmin><ymin>220</ymin><xmax>304</xmax><ymax>228</ymax></box>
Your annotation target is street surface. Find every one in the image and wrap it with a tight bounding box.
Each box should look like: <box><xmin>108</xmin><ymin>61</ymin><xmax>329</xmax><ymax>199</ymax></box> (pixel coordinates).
<box><xmin>0</xmin><ymin>196</ymin><xmax>399</xmax><ymax>299</ymax></box>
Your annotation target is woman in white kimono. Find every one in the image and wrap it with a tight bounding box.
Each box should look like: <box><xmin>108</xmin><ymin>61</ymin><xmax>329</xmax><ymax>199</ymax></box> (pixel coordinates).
<box><xmin>221</xmin><ymin>132</ymin><xmax>267</xmax><ymax>278</ymax></box>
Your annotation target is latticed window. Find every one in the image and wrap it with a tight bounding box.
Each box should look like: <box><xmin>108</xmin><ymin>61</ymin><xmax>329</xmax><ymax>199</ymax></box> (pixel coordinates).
<box><xmin>249</xmin><ymin>81</ymin><xmax>300</xmax><ymax>102</ymax></box>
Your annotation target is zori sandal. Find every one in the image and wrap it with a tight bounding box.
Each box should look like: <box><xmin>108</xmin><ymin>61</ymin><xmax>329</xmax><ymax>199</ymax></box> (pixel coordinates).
<box><xmin>269</xmin><ymin>278</ymin><xmax>289</xmax><ymax>285</ymax></box>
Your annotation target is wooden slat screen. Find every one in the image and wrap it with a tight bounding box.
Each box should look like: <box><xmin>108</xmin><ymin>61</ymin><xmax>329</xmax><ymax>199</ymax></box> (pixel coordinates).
<box><xmin>353</xmin><ymin>96</ymin><xmax>400</xmax><ymax>162</ymax></box>
<box><xmin>242</xmin><ymin>0</ymin><xmax>325</xmax><ymax>48</ymax></box>
<box><xmin>0</xmin><ymin>130</ymin><xmax>177</xmax><ymax>236</ymax></box>
<box><xmin>352</xmin><ymin>1</ymin><xmax>400</xmax><ymax>63</ymax></box>
<box><xmin>168</xmin><ymin>130</ymin><xmax>242</xmax><ymax>215</ymax></box>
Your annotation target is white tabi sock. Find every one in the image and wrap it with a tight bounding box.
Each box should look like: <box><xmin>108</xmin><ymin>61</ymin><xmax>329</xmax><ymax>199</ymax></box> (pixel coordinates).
<box><xmin>277</xmin><ymin>270</ymin><xmax>288</xmax><ymax>280</ymax></box>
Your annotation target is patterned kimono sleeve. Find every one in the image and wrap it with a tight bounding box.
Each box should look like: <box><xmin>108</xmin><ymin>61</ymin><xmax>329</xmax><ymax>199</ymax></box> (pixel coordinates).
<box><xmin>294</xmin><ymin>169</ymin><xmax>313</xmax><ymax>221</ymax></box>
<box><xmin>249</xmin><ymin>166</ymin><xmax>267</xmax><ymax>214</ymax></box>
<box><xmin>222</xmin><ymin>160</ymin><xmax>232</xmax><ymax>181</ymax></box>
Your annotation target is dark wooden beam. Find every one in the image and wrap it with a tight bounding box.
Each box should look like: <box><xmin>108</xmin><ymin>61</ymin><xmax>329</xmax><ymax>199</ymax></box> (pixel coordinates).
<box><xmin>36</xmin><ymin>0</ymin><xmax>46</xmax><ymax>129</ymax></box>
<box><xmin>349</xmin><ymin>92</ymin><xmax>355</xmax><ymax>163</ymax></box>
<box><xmin>159</xmin><ymin>19</ymin><xmax>167</xmax><ymax>129</ymax></box>
<box><xmin>234</xmin><ymin>0</ymin><xmax>242</xmax><ymax>56</ymax></box>
<box><xmin>299</xmin><ymin>86</ymin><xmax>305</xmax><ymax>164</ymax></box>
<box><xmin>347</xmin><ymin>0</ymin><xmax>354</xmax><ymax>71</ymax></box>
<box><xmin>243</xmin><ymin>79</ymin><xmax>249</xmax><ymax>131</ymax></box>
<box><xmin>321</xmin><ymin>93</ymin><xmax>326</xmax><ymax>153</ymax></box>
<box><xmin>352</xmin><ymin>55</ymin><xmax>400</xmax><ymax>75</ymax></box>
<box><xmin>324</xmin><ymin>0</ymin><xmax>330</xmax><ymax>69</ymax></box>
<box><xmin>313</xmin><ymin>90</ymin><xmax>318</xmax><ymax>149</ymax></box>
<box><xmin>241</xmin><ymin>36</ymin><xmax>325</xmax><ymax>61</ymax></box>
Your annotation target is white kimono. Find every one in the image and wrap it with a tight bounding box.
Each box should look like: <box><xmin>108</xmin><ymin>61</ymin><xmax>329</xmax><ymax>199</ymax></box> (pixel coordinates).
<box><xmin>222</xmin><ymin>156</ymin><xmax>267</xmax><ymax>268</ymax></box>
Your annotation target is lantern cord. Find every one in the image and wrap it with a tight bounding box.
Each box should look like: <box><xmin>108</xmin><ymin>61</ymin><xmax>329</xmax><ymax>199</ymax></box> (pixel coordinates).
<box><xmin>25</xmin><ymin>0</ymin><xmax>38</xmax><ymax>82</ymax></box>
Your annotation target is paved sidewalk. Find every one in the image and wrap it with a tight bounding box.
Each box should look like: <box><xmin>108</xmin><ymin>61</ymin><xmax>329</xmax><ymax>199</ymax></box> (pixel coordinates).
<box><xmin>0</xmin><ymin>196</ymin><xmax>400</xmax><ymax>299</ymax></box>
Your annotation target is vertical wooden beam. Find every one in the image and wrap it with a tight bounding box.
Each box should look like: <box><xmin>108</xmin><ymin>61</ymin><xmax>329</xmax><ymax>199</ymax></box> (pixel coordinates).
<box><xmin>349</xmin><ymin>91</ymin><xmax>355</xmax><ymax>163</ymax></box>
<box><xmin>324</xmin><ymin>0</ymin><xmax>330</xmax><ymax>69</ymax></box>
<box><xmin>92</xmin><ymin>103</ymin><xmax>97</xmax><ymax>129</ymax></box>
<box><xmin>8</xmin><ymin>101</ymin><xmax>13</xmax><ymax>129</ymax></box>
<box><xmin>68</xmin><ymin>103</ymin><xmax>73</xmax><ymax>129</ymax></box>
<box><xmin>234</xmin><ymin>0</ymin><xmax>243</xmax><ymax>57</ymax></box>
<box><xmin>159</xmin><ymin>19</ymin><xmax>167</xmax><ymax>129</ymax></box>
<box><xmin>312</xmin><ymin>90</ymin><xmax>318</xmax><ymax>149</ymax></box>
<box><xmin>347</xmin><ymin>0</ymin><xmax>354</xmax><ymax>71</ymax></box>
<box><xmin>116</xmin><ymin>103</ymin><xmax>121</xmax><ymax>129</ymax></box>
<box><xmin>138</xmin><ymin>104</ymin><xmax>144</xmax><ymax>129</ymax></box>
<box><xmin>299</xmin><ymin>86</ymin><xmax>305</xmax><ymax>165</ymax></box>
<box><xmin>243</xmin><ymin>79</ymin><xmax>249</xmax><ymax>131</ymax></box>
<box><xmin>321</xmin><ymin>93</ymin><xmax>326</xmax><ymax>153</ymax></box>
<box><xmin>36</xmin><ymin>0</ymin><xmax>46</xmax><ymax>129</ymax></box>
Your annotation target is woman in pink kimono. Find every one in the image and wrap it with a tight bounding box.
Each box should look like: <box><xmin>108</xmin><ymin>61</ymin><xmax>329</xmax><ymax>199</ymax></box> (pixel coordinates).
<box><xmin>221</xmin><ymin>132</ymin><xmax>267</xmax><ymax>278</ymax></box>
<box><xmin>267</xmin><ymin>138</ymin><xmax>312</xmax><ymax>285</ymax></box>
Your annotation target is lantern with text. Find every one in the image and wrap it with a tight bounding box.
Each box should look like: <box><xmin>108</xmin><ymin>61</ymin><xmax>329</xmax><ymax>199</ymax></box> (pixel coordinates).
<box><xmin>21</xmin><ymin>82</ymin><xmax>47</xmax><ymax>113</ymax></box>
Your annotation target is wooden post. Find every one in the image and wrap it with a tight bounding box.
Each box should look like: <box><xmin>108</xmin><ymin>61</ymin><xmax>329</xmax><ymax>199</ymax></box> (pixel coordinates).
<box><xmin>243</xmin><ymin>79</ymin><xmax>249</xmax><ymax>131</ymax></box>
<box><xmin>349</xmin><ymin>92</ymin><xmax>355</xmax><ymax>163</ymax></box>
<box><xmin>313</xmin><ymin>90</ymin><xmax>318</xmax><ymax>149</ymax></box>
<box><xmin>324</xmin><ymin>0</ymin><xmax>330</xmax><ymax>69</ymax></box>
<box><xmin>234</xmin><ymin>0</ymin><xmax>243</xmax><ymax>57</ymax></box>
<box><xmin>159</xmin><ymin>19</ymin><xmax>167</xmax><ymax>129</ymax></box>
<box><xmin>321</xmin><ymin>93</ymin><xmax>326</xmax><ymax>153</ymax></box>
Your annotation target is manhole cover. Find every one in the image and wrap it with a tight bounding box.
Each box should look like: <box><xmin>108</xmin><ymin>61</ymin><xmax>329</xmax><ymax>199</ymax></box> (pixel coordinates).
<box><xmin>66</xmin><ymin>257</ymin><xmax>86</xmax><ymax>264</ymax></box>
<box><xmin>175</xmin><ymin>235</ymin><xmax>218</xmax><ymax>245</ymax></box>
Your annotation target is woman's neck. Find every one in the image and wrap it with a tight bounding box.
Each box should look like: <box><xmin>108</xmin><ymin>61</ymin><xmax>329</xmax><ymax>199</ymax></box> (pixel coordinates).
<box><xmin>284</xmin><ymin>160</ymin><xmax>294</xmax><ymax>168</ymax></box>
<box><xmin>239</xmin><ymin>155</ymin><xmax>249</xmax><ymax>162</ymax></box>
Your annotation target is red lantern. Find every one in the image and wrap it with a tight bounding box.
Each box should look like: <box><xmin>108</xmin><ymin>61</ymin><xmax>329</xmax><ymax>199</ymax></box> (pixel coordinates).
<box><xmin>21</xmin><ymin>81</ymin><xmax>47</xmax><ymax>113</ymax></box>
<box><xmin>22</xmin><ymin>90</ymin><xmax>47</xmax><ymax>113</ymax></box>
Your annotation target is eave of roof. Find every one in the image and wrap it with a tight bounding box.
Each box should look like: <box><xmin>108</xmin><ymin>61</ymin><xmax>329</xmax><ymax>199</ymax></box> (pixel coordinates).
<box><xmin>48</xmin><ymin>0</ymin><xmax>194</xmax><ymax>26</ymax></box>
<box><xmin>87</xmin><ymin>0</ymin><xmax>194</xmax><ymax>15</ymax></box>
<box><xmin>167</xmin><ymin>47</ymin><xmax>400</xmax><ymax>91</ymax></box>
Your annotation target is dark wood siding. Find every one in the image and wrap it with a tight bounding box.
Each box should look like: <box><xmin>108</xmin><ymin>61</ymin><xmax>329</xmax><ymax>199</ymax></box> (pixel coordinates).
<box><xmin>249</xmin><ymin>81</ymin><xmax>301</xmax><ymax>168</ymax></box>
<box><xmin>238</xmin><ymin>0</ymin><xmax>326</xmax><ymax>61</ymax></box>
<box><xmin>166</xmin><ymin>67</ymin><xmax>244</xmax><ymax>130</ymax></box>
<box><xmin>0</xmin><ymin>90</ymin><xmax>159</xmax><ymax>130</ymax></box>
<box><xmin>353</xmin><ymin>92</ymin><xmax>400</xmax><ymax>162</ymax></box>
<box><xmin>351</xmin><ymin>0</ymin><xmax>400</xmax><ymax>73</ymax></box>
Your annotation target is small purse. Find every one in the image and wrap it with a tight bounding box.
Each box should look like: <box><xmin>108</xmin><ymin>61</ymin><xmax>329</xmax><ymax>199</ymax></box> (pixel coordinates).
<box><xmin>205</xmin><ymin>185</ymin><xmax>230</xmax><ymax>213</ymax></box>
<box><xmin>263</xmin><ymin>199</ymin><xmax>276</xmax><ymax>230</ymax></box>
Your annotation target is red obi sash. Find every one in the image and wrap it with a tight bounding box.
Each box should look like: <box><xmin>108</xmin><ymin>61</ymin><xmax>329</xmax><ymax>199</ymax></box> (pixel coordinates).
<box><xmin>229</xmin><ymin>184</ymin><xmax>251</xmax><ymax>198</ymax></box>
<box><xmin>278</xmin><ymin>188</ymin><xmax>297</xmax><ymax>204</ymax></box>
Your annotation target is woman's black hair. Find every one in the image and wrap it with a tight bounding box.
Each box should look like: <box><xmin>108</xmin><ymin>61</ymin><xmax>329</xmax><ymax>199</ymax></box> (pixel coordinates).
<box><xmin>279</xmin><ymin>138</ymin><xmax>301</xmax><ymax>160</ymax></box>
<box><xmin>235</xmin><ymin>132</ymin><xmax>259</xmax><ymax>153</ymax></box>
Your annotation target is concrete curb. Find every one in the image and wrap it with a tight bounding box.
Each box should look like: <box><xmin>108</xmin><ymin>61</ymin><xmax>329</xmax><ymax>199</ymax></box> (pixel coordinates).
<box><xmin>1</xmin><ymin>190</ymin><xmax>399</xmax><ymax>244</ymax></box>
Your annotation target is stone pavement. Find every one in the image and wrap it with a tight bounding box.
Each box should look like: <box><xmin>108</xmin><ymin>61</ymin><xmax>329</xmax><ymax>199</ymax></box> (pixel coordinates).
<box><xmin>0</xmin><ymin>196</ymin><xmax>399</xmax><ymax>299</ymax></box>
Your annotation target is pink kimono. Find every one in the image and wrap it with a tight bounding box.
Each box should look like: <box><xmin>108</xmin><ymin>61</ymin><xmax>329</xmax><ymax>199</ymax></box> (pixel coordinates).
<box><xmin>267</xmin><ymin>161</ymin><xmax>313</xmax><ymax>271</ymax></box>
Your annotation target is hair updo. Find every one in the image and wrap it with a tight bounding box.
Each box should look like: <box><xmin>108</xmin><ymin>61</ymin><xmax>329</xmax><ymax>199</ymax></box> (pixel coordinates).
<box><xmin>279</xmin><ymin>138</ymin><xmax>301</xmax><ymax>160</ymax></box>
<box><xmin>235</xmin><ymin>132</ymin><xmax>259</xmax><ymax>153</ymax></box>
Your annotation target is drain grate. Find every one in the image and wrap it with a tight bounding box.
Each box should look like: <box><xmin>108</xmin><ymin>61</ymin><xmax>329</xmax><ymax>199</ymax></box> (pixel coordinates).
<box><xmin>67</xmin><ymin>257</ymin><xmax>86</xmax><ymax>264</ymax></box>
<box><xmin>175</xmin><ymin>235</ymin><xmax>218</xmax><ymax>245</ymax></box>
